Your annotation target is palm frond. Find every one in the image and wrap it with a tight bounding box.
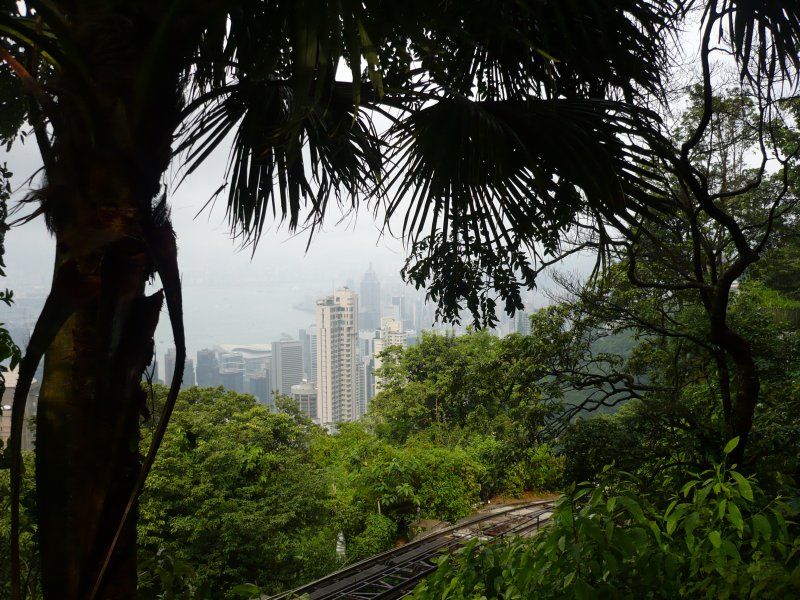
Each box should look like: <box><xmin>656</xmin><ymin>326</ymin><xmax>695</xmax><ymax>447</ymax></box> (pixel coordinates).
<box><xmin>718</xmin><ymin>0</ymin><xmax>800</xmax><ymax>85</ymax></box>
<box><xmin>408</xmin><ymin>0</ymin><xmax>676</xmax><ymax>101</ymax></box>
<box><xmin>177</xmin><ymin>78</ymin><xmax>384</xmax><ymax>248</ymax></box>
<box><xmin>386</xmin><ymin>97</ymin><xmax>669</xmax><ymax>326</ymax></box>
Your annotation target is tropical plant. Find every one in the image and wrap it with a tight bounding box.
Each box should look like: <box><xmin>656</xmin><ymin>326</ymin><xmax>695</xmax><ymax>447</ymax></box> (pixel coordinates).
<box><xmin>0</xmin><ymin>451</ymin><xmax>38</xmax><ymax>600</ymax></box>
<box><xmin>2</xmin><ymin>1</ymin><xmax>800</xmax><ymax>598</ymax></box>
<box><xmin>138</xmin><ymin>386</ymin><xmax>337</xmax><ymax>598</ymax></box>
<box><xmin>368</xmin><ymin>329</ymin><xmax>562</xmax><ymax>497</ymax></box>
<box><xmin>410</xmin><ymin>442</ymin><xmax>800</xmax><ymax>600</ymax></box>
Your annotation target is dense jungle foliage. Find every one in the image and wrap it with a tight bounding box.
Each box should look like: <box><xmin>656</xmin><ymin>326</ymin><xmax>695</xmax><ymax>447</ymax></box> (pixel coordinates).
<box><xmin>3</xmin><ymin>1</ymin><xmax>800</xmax><ymax>594</ymax></box>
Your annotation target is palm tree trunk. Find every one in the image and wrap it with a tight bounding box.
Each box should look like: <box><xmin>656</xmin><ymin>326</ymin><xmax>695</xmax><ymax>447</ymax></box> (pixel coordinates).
<box><xmin>37</xmin><ymin>200</ymin><xmax>164</xmax><ymax>598</ymax></box>
<box><xmin>29</xmin><ymin>6</ymin><xmax>196</xmax><ymax>594</ymax></box>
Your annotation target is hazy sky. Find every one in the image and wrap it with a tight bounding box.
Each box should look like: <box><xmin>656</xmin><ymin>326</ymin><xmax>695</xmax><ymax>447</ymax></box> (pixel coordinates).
<box><xmin>0</xmin><ymin>131</ymin><xmax>423</xmax><ymax>357</ymax></box>
<box><xmin>1</xmin><ymin>111</ymin><xmax>590</xmax><ymax>358</ymax></box>
<box><xmin>2</xmin><ymin>135</ymin><xmax>411</xmax><ymax>292</ymax></box>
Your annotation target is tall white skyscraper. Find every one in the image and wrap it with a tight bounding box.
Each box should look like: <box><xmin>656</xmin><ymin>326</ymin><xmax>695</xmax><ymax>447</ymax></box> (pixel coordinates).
<box><xmin>271</xmin><ymin>339</ymin><xmax>304</xmax><ymax>399</ymax></box>
<box><xmin>316</xmin><ymin>289</ymin><xmax>359</xmax><ymax>424</ymax></box>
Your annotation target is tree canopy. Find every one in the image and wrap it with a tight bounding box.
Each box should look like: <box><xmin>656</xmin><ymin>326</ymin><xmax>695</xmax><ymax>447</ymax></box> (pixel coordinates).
<box><xmin>2</xmin><ymin>1</ymin><xmax>800</xmax><ymax>598</ymax></box>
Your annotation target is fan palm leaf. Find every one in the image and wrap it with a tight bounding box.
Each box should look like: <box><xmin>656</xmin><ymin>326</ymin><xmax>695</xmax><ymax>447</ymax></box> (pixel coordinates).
<box><xmin>716</xmin><ymin>0</ymin><xmax>800</xmax><ymax>84</ymax></box>
<box><xmin>385</xmin><ymin>97</ymin><xmax>669</xmax><ymax>325</ymax></box>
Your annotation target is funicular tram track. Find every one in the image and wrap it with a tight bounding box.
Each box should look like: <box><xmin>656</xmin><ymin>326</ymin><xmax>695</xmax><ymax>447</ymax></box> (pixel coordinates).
<box><xmin>267</xmin><ymin>500</ymin><xmax>554</xmax><ymax>600</ymax></box>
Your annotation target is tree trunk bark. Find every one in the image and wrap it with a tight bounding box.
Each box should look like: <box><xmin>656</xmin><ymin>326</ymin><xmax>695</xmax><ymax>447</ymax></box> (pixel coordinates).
<box><xmin>28</xmin><ymin>5</ymin><xmax>198</xmax><ymax>595</ymax></box>
<box><xmin>709</xmin><ymin>316</ymin><xmax>760</xmax><ymax>469</ymax></box>
<box><xmin>37</xmin><ymin>198</ymin><xmax>164</xmax><ymax>598</ymax></box>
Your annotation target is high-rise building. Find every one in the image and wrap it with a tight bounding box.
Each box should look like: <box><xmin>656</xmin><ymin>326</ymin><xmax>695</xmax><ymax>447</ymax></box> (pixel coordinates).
<box><xmin>316</xmin><ymin>289</ymin><xmax>359</xmax><ymax>424</ymax></box>
<box><xmin>182</xmin><ymin>358</ymin><xmax>196</xmax><ymax>389</ymax></box>
<box><xmin>164</xmin><ymin>347</ymin><xmax>195</xmax><ymax>389</ymax></box>
<box><xmin>359</xmin><ymin>264</ymin><xmax>381</xmax><ymax>331</ymax></box>
<box><xmin>218</xmin><ymin>352</ymin><xmax>245</xmax><ymax>393</ymax></box>
<box><xmin>291</xmin><ymin>381</ymin><xmax>317</xmax><ymax>420</ymax></box>
<box><xmin>196</xmin><ymin>349</ymin><xmax>220</xmax><ymax>387</ymax></box>
<box><xmin>299</xmin><ymin>326</ymin><xmax>318</xmax><ymax>382</ymax></box>
<box><xmin>373</xmin><ymin>316</ymin><xmax>407</xmax><ymax>396</ymax></box>
<box><xmin>164</xmin><ymin>347</ymin><xmax>176</xmax><ymax>386</ymax></box>
<box><xmin>514</xmin><ymin>309</ymin><xmax>532</xmax><ymax>336</ymax></box>
<box><xmin>248</xmin><ymin>375</ymin><xmax>269</xmax><ymax>405</ymax></box>
<box><xmin>271</xmin><ymin>339</ymin><xmax>304</xmax><ymax>399</ymax></box>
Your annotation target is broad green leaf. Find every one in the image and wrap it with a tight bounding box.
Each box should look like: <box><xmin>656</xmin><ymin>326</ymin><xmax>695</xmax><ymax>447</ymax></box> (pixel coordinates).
<box><xmin>752</xmin><ymin>513</ymin><xmax>772</xmax><ymax>540</ymax></box>
<box><xmin>723</xmin><ymin>437</ymin><xmax>740</xmax><ymax>456</ymax></box>
<box><xmin>731</xmin><ymin>471</ymin><xmax>753</xmax><ymax>501</ymax></box>
<box><xmin>231</xmin><ymin>583</ymin><xmax>261</xmax><ymax>598</ymax></box>
<box><xmin>617</xmin><ymin>495</ymin><xmax>646</xmax><ymax>524</ymax></box>
<box><xmin>717</xmin><ymin>498</ymin><xmax>727</xmax><ymax>520</ymax></box>
<box><xmin>726</xmin><ymin>502</ymin><xmax>744</xmax><ymax>535</ymax></box>
<box><xmin>709</xmin><ymin>530</ymin><xmax>721</xmax><ymax>548</ymax></box>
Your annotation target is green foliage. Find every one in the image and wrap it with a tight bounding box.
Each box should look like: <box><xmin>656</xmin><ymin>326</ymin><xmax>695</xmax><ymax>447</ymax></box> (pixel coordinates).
<box><xmin>411</xmin><ymin>457</ymin><xmax>800</xmax><ymax>599</ymax></box>
<box><xmin>543</xmin><ymin>192</ymin><xmax>800</xmax><ymax>485</ymax></box>
<box><xmin>348</xmin><ymin>513</ymin><xmax>398</xmax><ymax>560</ymax></box>
<box><xmin>368</xmin><ymin>330</ymin><xmax>561</xmax><ymax>498</ymax></box>
<box><xmin>0</xmin><ymin>451</ymin><xmax>39</xmax><ymax>600</ymax></box>
<box><xmin>137</xmin><ymin>548</ymin><xmax>201</xmax><ymax>600</ymax></box>
<box><xmin>311</xmin><ymin>423</ymin><xmax>484</xmax><ymax>561</ymax></box>
<box><xmin>0</xmin><ymin>163</ymin><xmax>20</xmax><ymax>376</ymax></box>
<box><xmin>138</xmin><ymin>386</ymin><xmax>338</xmax><ymax>598</ymax></box>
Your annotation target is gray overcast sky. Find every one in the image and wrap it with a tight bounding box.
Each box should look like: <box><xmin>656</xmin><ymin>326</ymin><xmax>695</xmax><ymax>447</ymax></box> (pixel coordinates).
<box><xmin>1</xmin><ymin>129</ymin><xmax>423</xmax><ymax>357</ymax></box>
<box><xmin>1</xmin><ymin>110</ymin><xmax>590</xmax><ymax>358</ymax></box>
<box><xmin>2</xmin><ymin>132</ymin><xmax>410</xmax><ymax>291</ymax></box>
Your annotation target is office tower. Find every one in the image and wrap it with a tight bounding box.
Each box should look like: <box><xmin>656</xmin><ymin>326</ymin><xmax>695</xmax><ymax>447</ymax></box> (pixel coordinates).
<box><xmin>291</xmin><ymin>381</ymin><xmax>317</xmax><ymax>420</ymax></box>
<box><xmin>182</xmin><ymin>359</ymin><xmax>196</xmax><ymax>389</ymax></box>
<box><xmin>248</xmin><ymin>375</ymin><xmax>269</xmax><ymax>405</ymax></box>
<box><xmin>514</xmin><ymin>309</ymin><xmax>532</xmax><ymax>336</ymax></box>
<box><xmin>358</xmin><ymin>331</ymin><xmax>376</xmax><ymax>408</ymax></box>
<box><xmin>373</xmin><ymin>316</ymin><xmax>407</xmax><ymax>396</ymax></box>
<box><xmin>196</xmin><ymin>349</ymin><xmax>220</xmax><ymax>387</ymax></box>
<box><xmin>382</xmin><ymin>303</ymin><xmax>400</xmax><ymax>321</ymax></box>
<box><xmin>391</xmin><ymin>294</ymin><xmax>407</xmax><ymax>325</ymax></box>
<box><xmin>164</xmin><ymin>347</ymin><xmax>195</xmax><ymax>389</ymax></box>
<box><xmin>271</xmin><ymin>339</ymin><xmax>304</xmax><ymax>399</ymax></box>
<box><xmin>164</xmin><ymin>347</ymin><xmax>176</xmax><ymax>386</ymax></box>
<box><xmin>299</xmin><ymin>325</ymin><xmax>318</xmax><ymax>382</ymax></box>
<box><xmin>218</xmin><ymin>351</ymin><xmax>245</xmax><ymax>393</ymax></box>
<box><xmin>316</xmin><ymin>289</ymin><xmax>359</xmax><ymax>424</ymax></box>
<box><xmin>359</xmin><ymin>264</ymin><xmax>381</xmax><ymax>331</ymax></box>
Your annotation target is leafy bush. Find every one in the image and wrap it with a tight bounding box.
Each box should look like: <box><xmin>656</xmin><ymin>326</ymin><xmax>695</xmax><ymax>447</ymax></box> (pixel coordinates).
<box><xmin>348</xmin><ymin>513</ymin><xmax>398</xmax><ymax>560</ymax></box>
<box><xmin>411</xmin><ymin>441</ymin><xmax>800</xmax><ymax>599</ymax></box>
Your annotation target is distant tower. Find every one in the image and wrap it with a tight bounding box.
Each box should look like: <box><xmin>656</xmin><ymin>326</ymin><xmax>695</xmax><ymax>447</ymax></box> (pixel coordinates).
<box><xmin>373</xmin><ymin>316</ymin><xmax>407</xmax><ymax>396</ymax></box>
<box><xmin>360</xmin><ymin>264</ymin><xmax>381</xmax><ymax>331</ymax></box>
<box><xmin>218</xmin><ymin>352</ymin><xmax>245</xmax><ymax>393</ymax></box>
<box><xmin>271</xmin><ymin>339</ymin><xmax>304</xmax><ymax>399</ymax></box>
<box><xmin>299</xmin><ymin>325</ymin><xmax>318</xmax><ymax>383</ymax></box>
<box><xmin>164</xmin><ymin>348</ymin><xmax>176</xmax><ymax>386</ymax></box>
<box><xmin>316</xmin><ymin>289</ymin><xmax>360</xmax><ymax>424</ymax></box>
<box><xmin>291</xmin><ymin>381</ymin><xmax>318</xmax><ymax>420</ymax></box>
<box><xmin>164</xmin><ymin>347</ymin><xmax>194</xmax><ymax>388</ymax></box>
<box><xmin>182</xmin><ymin>359</ymin><xmax>196</xmax><ymax>389</ymax></box>
<box><xmin>196</xmin><ymin>349</ymin><xmax>220</xmax><ymax>387</ymax></box>
<box><xmin>514</xmin><ymin>309</ymin><xmax>532</xmax><ymax>336</ymax></box>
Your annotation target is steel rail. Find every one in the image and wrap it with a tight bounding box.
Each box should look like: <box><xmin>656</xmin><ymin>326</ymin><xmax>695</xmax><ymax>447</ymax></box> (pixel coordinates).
<box><xmin>268</xmin><ymin>500</ymin><xmax>554</xmax><ymax>600</ymax></box>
